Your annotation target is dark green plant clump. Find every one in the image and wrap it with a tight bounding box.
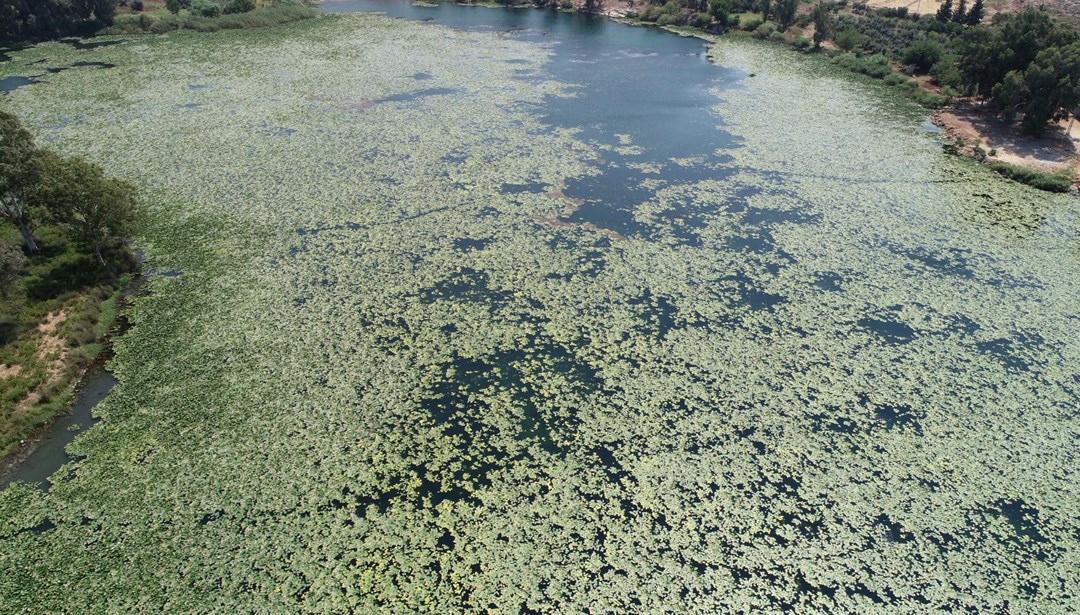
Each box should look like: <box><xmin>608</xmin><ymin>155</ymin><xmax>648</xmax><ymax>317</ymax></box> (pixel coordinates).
<box><xmin>987</xmin><ymin>161</ymin><xmax>1072</xmax><ymax>192</ymax></box>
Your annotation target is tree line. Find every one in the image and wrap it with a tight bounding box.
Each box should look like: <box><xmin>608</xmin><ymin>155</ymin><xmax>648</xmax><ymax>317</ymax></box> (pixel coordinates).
<box><xmin>0</xmin><ymin>0</ymin><xmax>118</xmax><ymax>45</ymax></box>
<box><xmin>0</xmin><ymin>112</ymin><xmax>139</xmax><ymax>294</ymax></box>
<box><xmin>956</xmin><ymin>8</ymin><xmax>1080</xmax><ymax>133</ymax></box>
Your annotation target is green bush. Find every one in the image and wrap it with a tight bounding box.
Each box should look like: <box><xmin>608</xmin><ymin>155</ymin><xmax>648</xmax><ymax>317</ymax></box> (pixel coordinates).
<box><xmin>224</xmin><ymin>0</ymin><xmax>256</xmax><ymax>14</ymax></box>
<box><xmin>929</xmin><ymin>56</ymin><xmax>961</xmax><ymax>89</ymax></box>
<box><xmin>191</xmin><ymin>0</ymin><xmax>222</xmax><ymax>18</ymax></box>
<box><xmin>753</xmin><ymin>22</ymin><xmax>777</xmax><ymax>39</ymax></box>
<box><xmin>131</xmin><ymin>0</ymin><xmax>144</xmax><ymax>10</ymax></box>
<box><xmin>831</xmin><ymin>52</ymin><xmax>891</xmax><ymax>78</ymax></box>
<box><xmin>790</xmin><ymin>34</ymin><xmax>811</xmax><ymax>49</ymax></box>
<box><xmin>835</xmin><ymin>25</ymin><xmax>862</xmax><ymax>51</ymax></box>
<box><xmin>909</xmin><ymin>87</ymin><xmax>950</xmax><ymax>108</ymax></box>
<box><xmin>740</xmin><ymin>16</ymin><xmax>763</xmax><ymax>31</ymax></box>
<box><xmin>988</xmin><ymin>162</ymin><xmax>1072</xmax><ymax>193</ymax></box>
<box><xmin>883</xmin><ymin>72</ymin><xmax>908</xmax><ymax>86</ymax></box>
<box><xmin>902</xmin><ymin>38</ymin><xmax>943</xmax><ymax>73</ymax></box>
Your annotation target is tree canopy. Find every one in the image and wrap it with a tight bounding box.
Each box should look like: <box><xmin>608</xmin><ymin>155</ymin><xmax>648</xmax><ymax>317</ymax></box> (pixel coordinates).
<box><xmin>959</xmin><ymin>8</ymin><xmax>1080</xmax><ymax>133</ymax></box>
<box><xmin>0</xmin><ymin>112</ymin><xmax>139</xmax><ymax>265</ymax></box>
<box><xmin>0</xmin><ymin>0</ymin><xmax>117</xmax><ymax>45</ymax></box>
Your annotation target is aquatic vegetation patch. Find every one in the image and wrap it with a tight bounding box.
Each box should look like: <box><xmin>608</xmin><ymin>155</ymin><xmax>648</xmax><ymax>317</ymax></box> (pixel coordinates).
<box><xmin>0</xmin><ymin>13</ymin><xmax>1077</xmax><ymax>614</ymax></box>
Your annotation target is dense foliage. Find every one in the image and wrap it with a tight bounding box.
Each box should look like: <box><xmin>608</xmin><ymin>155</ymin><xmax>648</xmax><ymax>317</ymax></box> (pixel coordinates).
<box><xmin>957</xmin><ymin>8</ymin><xmax>1080</xmax><ymax>132</ymax></box>
<box><xmin>106</xmin><ymin>0</ymin><xmax>314</xmax><ymax>35</ymax></box>
<box><xmin>0</xmin><ymin>0</ymin><xmax>117</xmax><ymax>45</ymax></box>
<box><xmin>0</xmin><ymin>112</ymin><xmax>138</xmax><ymax>262</ymax></box>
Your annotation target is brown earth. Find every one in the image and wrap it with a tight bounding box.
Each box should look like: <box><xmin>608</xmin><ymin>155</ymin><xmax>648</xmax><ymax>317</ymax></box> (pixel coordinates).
<box><xmin>934</xmin><ymin>101</ymin><xmax>1080</xmax><ymax>177</ymax></box>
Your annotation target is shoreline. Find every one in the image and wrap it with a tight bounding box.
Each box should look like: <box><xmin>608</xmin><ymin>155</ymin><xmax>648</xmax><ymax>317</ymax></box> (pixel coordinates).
<box><xmin>0</xmin><ymin>265</ymin><xmax>146</xmax><ymax>488</ymax></box>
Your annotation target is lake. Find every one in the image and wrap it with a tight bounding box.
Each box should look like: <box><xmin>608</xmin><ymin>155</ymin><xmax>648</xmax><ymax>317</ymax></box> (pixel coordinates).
<box><xmin>0</xmin><ymin>3</ymin><xmax>1077</xmax><ymax>611</ymax></box>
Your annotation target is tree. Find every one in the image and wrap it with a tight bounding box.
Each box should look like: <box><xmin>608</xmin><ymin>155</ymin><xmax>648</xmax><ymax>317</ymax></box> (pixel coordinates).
<box><xmin>936</xmin><ymin>0</ymin><xmax>952</xmax><ymax>22</ymax></box>
<box><xmin>710</xmin><ymin>0</ymin><xmax>733</xmax><ymax>27</ymax></box>
<box><xmin>903</xmin><ymin>39</ymin><xmax>944</xmax><ymax>72</ymax></box>
<box><xmin>811</xmin><ymin>1</ymin><xmax>832</xmax><ymax>49</ymax></box>
<box><xmin>957</xmin><ymin>8</ymin><xmax>1080</xmax><ymax>132</ymax></box>
<box><xmin>0</xmin><ymin>239</ymin><xmax>25</xmax><ymax>298</ymax></box>
<box><xmin>965</xmin><ymin>0</ymin><xmax>984</xmax><ymax>25</ymax></box>
<box><xmin>775</xmin><ymin>0</ymin><xmax>798</xmax><ymax>29</ymax></box>
<box><xmin>166</xmin><ymin>0</ymin><xmax>181</xmax><ymax>14</ymax></box>
<box><xmin>0</xmin><ymin>112</ymin><xmax>44</xmax><ymax>253</ymax></box>
<box><xmin>761</xmin><ymin>0</ymin><xmax>771</xmax><ymax>22</ymax></box>
<box><xmin>835</xmin><ymin>25</ymin><xmax>861</xmax><ymax>52</ymax></box>
<box><xmin>951</xmin><ymin>0</ymin><xmax>966</xmax><ymax>24</ymax></box>
<box><xmin>991</xmin><ymin>70</ymin><xmax>1028</xmax><ymax>121</ymax></box>
<box><xmin>36</xmin><ymin>154</ymin><xmax>141</xmax><ymax>266</ymax></box>
<box><xmin>1019</xmin><ymin>42</ymin><xmax>1080</xmax><ymax>132</ymax></box>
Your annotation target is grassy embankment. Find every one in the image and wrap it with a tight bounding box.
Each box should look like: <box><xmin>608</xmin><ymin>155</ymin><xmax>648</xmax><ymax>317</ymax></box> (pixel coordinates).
<box><xmin>0</xmin><ymin>226</ymin><xmax>137</xmax><ymax>459</ymax></box>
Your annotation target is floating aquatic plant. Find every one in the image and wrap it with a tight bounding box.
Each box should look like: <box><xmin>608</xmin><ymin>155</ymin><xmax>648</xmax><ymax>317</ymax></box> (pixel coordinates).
<box><xmin>0</xmin><ymin>13</ymin><xmax>1076</xmax><ymax>613</ymax></box>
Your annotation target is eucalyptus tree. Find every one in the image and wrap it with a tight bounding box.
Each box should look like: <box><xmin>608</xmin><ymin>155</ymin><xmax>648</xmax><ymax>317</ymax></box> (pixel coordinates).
<box><xmin>35</xmin><ymin>152</ymin><xmax>140</xmax><ymax>267</ymax></box>
<box><xmin>0</xmin><ymin>112</ymin><xmax>44</xmax><ymax>253</ymax></box>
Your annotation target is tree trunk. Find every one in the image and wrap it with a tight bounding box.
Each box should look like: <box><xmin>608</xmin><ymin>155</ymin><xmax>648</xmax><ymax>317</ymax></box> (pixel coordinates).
<box><xmin>94</xmin><ymin>244</ymin><xmax>106</xmax><ymax>267</ymax></box>
<box><xmin>18</xmin><ymin>224</ymin><xmax>38</xmax><ymax>253</ymax></box>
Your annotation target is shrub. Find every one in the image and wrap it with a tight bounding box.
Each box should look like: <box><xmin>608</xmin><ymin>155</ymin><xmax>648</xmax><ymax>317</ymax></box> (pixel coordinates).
<box><xmin>988</xmin><ymin>162</ymin><xmax>1072</xmax><ymax>192</ymax></box>
<box><xmin>790</xmin><ymin>34</ymin><xmax>811</xmax><ymax>49</ymax></box>
<box><xmin>768</xmin><ymin>29</ymin><xmax>785</xmax><ymax>42</ymax></box>
<box><xmin>753</xmin><ymin>22</ymin><xmax>777</xmax><ymax>38</ymax></box>
<box><xmin>834</xmin><ymin>25</ymin><xmax>862</xmax><ymax>51</ymax></box>
<box><xmin>740</xmin><ymin>16</ymin><xmax>763</xmax><ymax>30</ymax></box>
<box><xmin>831</xmin><ymin>52</ymin><xmax>891</xmax><ymax>78</ymax></box>
<box><xmin>929</xmin><ymin>56</ymin><xmax>961</xmax><ymax>89</ymax></box>
<box><xmin>131</xmin><ymin>0</ymin><xmax>144</xmax><ymax>10</ymax></box>
<box><xmin>909</xmin><ymin>87</ymin><xmax>950</xmax><ymax>108</ymax></box>
<box><xmin>694</xmin><ymin>13</ymin><xmax>712</xmax><ymax>28</ymax></box>
<box><xmin>883</xmin><ymin>72</ymin><xmax>907</xmax><ymax>86</ymax></box>
<box><xmin>191</xmin><ymin>0</ymin><xmax>222</xmax><ymax>18</ymax></box>
<box><xmin>224</xmin><ymin>0</ymin><xmax>256</xmax><ymax>14</ymax></box>
<box><xmin>637</xmin><ymin>5</ymin><xmax>661</xmax><ymax>21</ymax></box>
<box><xmin>902</xmin><ymin>38</ymin><xmax>942</xmax><ymax>72</ymax></box>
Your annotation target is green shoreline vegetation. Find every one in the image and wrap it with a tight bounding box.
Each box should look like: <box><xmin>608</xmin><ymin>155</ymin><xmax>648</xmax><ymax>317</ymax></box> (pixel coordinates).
<box><xmin>0</xmin><ymin>0</ymin><xmax>316</xmax><ymax>44</ymax></box>
<box><xmin>0</xmin><ymin>112</ymin><xmax>139</xmax><ymax>459</ymax></box>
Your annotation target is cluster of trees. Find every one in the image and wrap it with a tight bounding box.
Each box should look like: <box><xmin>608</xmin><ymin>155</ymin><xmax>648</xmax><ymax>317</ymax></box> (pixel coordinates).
<box><xmin>164</xmin><ymin>0</ymin><xmax>256</xmax><ymax>18</ymax></box>
<box><xmin>936</xmin><ymin>0</ymin><xmax>984</xmax><ymax>26</ymax></box>
<box><xmin>0</xmin><ymin>0</ymin><xmax>117</xmax><ymax>45</ymax></box>
<box><xmin>957</xmin><ymin>8</ymin><xmax>1080</xmax><ymax>133</ymax></box>
<box><xmin>0</xmin><ymin>112</ymin><xmax>139</xmax><ymax>291</ymax></box>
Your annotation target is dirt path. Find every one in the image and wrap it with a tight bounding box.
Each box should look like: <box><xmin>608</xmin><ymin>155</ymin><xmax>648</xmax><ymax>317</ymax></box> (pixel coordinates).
<box><xmin>11</xmin><ymin>311</ymin><xmax>70</xmax><ymax>415</ymax></box>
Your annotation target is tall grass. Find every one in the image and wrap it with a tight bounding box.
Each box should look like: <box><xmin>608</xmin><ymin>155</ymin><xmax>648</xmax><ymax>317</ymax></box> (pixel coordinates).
<box><xmin>988</xmin><ymin>162</ymin><xmax>1073</xmax><ymax>193</ymax></box>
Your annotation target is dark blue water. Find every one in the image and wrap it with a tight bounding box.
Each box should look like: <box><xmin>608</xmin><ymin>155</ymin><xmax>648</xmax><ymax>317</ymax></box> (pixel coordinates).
<box><xmin>0</xmin><ymin>75</ymin><xmax>38</xmax><ymax>92</ymax></box>
<box><xmin>321</xmin><ymin>0</ymin><xmax>744</xmax><ymax>235</ymax></box>
<box><xmin>1</xmin><ymin>371</ymin><xmax>117</xmax><ymax>490</ymax></box>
